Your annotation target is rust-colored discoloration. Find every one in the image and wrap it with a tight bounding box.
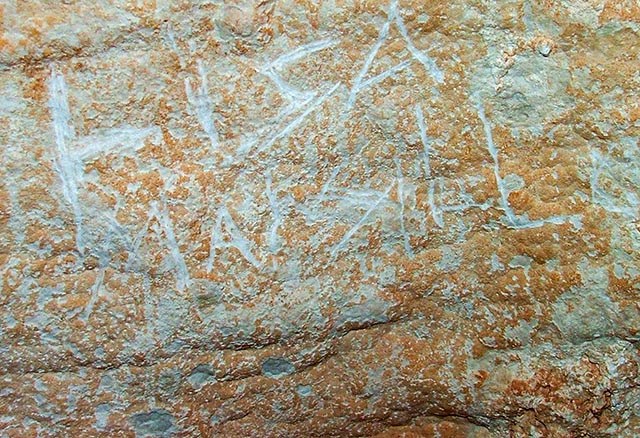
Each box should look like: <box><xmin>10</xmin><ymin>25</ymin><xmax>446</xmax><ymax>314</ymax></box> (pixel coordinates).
<box><xmin>0</xmin><ymin>0</ymin><xmax>639</xmax><ymax>436</ymax></box>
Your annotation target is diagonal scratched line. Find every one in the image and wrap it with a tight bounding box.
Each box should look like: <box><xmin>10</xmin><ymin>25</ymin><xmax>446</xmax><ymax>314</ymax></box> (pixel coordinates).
<box><xmin>256</xmin><ymin>82</ymin><xmax>341</xmax><ymax>154</ymax></box>
<box><xmin>330</xmin><ymin>184</ymin><xmax>394</xmax><ymax>260</ymax></box>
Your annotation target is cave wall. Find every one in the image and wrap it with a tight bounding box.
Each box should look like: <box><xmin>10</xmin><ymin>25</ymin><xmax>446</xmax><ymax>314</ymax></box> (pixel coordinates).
<box><xmin>1</xmin><ymin>1</ymin><xmax>639</xmax><ymax>436</ymax></box>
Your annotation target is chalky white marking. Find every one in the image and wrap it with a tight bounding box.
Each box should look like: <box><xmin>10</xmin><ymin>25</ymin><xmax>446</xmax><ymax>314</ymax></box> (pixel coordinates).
<box><xmin>330</xmin><ymin>184</ymin><xmax>394</xmax><ymax>259</ymax></box>
<box><xmin>262</xmin><ymin>39</ymin><xmax>337</xmax><ymax>109</ymax></box>
<box><xmin>359</xmin><ymin>60</ymin><xmax>411</xmax><ymax>90</ymax></box>
<box><xmin>165</xmin><ymin>23</ymin><xmax>186</xmax><ymax>69</ymax></box>
<box><xmin>392</xmin><ymin>0</ymin><xmax>444</xmax><ymax>83</ymax></box>
<box><xmin>415</xmin><ymin>104</ymin><xmax>432</xmax><ymax>179</ymax></box>
<box><xmin>263</xmin><ymin>68</ymin><xmax>314</xmax><ymax>104</ymax></box>
<box><xmin>428</xmin><ymin>178</ymin><xmax>492</xmax><ymax>227</ymax></box>
<box><xmin>207</xmin><ymin>205</ymin><xmax>262</xmax><ymax>272</ymax></box>
<box><xmin>48</xmin><ymin>69</ymin><xmax>85</xmax><ymax>254</ymax></box>
<box><xmin>48</xmin><ymin>69</ymin><xmax>161</xmax><ymax>257</ymax></box>
<box><xmin>150</xmin><ymin>202</ymin><xmax>191</xmax><ymax>292</ymax></box>
<box><xmin>428</xmin><ymin>179</ymin><xmax>444</xmax><ymax>227</ymax></box>
<box><xmin>475</xmin><ymin>98</ymin><xmax>581</xmax><ymax>229</ymax></box>
<box><xmin>101</xmin><ymin>212</ymin><xmax>150</xmax><ymax>272</ymax></box>
<box><xmin>234</xmin><ymin>40</ymin><xmax>340</xmax><ymax>158</ymax></box>
<box><xmin>265</xmin><ymin>39</ymin><xmax>337</xmax><ymax>71</ymax></box>
<box><xmin>347</xmin><ymin>17</ymin><xmax>391</xmax><ymax>111</ymax></box>
<box><xmin>257</xmin><ymin>82</ymin><xmax>341</xmax><ymax>153</ymax></box>
<box><xmin>318</xmin><ymin>160</ymin><xmax>349</xmax><ymax>203</ymax></box>
<box><xmin>185</xmin><ymin>60</ymin><xmax>220</xmax><ymax>152</ymax></box>
<box><xmin>475</xmin><ymin>99</ymin><xmax>518</xmax><ymax>223</ymax></box>
<box><xmin>76</xmin><ymin>126</ymin><xmax>161</xmax><ymax>162</ymax></box>
<box><xmin>395</xmin><ymin>160</ymin><xmax>414</xmax><ymax>257</ymax></box>
<box><xmin>346</xmin><ymin>0</ymin><xmax>444</xmax><ymax>111</ymax></box>
<box><xmin>81</xmin><ymin>268</ymin><xmax>105</xmax><ymax>322</ymax></box>
<box><xmin>265</xmin><ymin>171</ymin><xmax>283</xmax><ymax>253</ymax></box>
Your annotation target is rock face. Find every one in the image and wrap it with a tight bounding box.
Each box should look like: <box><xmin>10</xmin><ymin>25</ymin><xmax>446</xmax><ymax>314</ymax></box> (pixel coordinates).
<box><xmin>1</xmin><ymin>1</ymin><xmax>639</xmax><ymax>436</ymax></box>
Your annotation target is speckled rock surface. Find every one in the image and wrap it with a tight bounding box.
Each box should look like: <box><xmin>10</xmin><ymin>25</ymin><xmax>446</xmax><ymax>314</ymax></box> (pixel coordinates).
<box><xmin>1</xmin><ymin>1</ymin><xmax>639</xmax><ymax>436</ymax></box>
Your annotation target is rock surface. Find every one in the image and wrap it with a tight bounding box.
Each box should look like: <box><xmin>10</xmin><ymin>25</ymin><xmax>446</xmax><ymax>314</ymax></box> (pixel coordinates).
<box><xmin>1</xmin><ymin>1</ymin><xmax>640</xmax><ymax>436</ymax></box>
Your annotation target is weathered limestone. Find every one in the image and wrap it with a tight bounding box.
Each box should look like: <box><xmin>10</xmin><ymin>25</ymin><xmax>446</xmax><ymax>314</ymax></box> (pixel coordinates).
<box><xmin>1</xmin><ymin>1</ymin><xmax>639</xmax><ymax>436</ymax></box>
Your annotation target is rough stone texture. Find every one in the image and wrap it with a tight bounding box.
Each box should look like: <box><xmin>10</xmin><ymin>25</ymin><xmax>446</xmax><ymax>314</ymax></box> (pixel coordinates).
<box><xmin>1</xmin><ymin>1</ymin><xmax>639</xmax><ymax>437</ymax></box>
